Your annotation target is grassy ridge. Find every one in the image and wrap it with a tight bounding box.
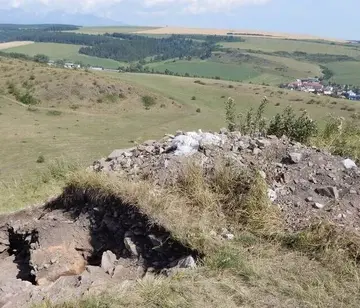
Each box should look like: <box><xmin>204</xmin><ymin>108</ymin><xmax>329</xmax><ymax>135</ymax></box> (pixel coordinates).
<box><xmin>220</xmin><ymin>37</ymin><xmax>360</xmax><ymax>57</ymax></box>
<box><xmin>3</xmin><ymin>43</ymin><xmax>123</xmax><ymax>68</ymax></box>
<box><xmin>148</xmin><ymin>60</ymin><xmax>260</xmax><ymax>81</ymax></box>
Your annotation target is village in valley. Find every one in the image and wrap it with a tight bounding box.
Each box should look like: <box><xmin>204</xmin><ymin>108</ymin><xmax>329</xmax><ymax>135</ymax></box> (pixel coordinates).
<box><xmin>281</xmin><ymin>77</ymin><xmax>360</xmax><ymax>101</ymax></box>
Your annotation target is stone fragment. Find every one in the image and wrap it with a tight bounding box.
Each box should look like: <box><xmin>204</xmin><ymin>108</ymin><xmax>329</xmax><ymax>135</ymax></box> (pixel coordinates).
<box><xmin>108</xmin><ymin>148</ymin><xmax>135</xmax><ymax>160</ymax></box>
<box><xmin>124</xmin><ymin>231</ymin><xmax>139</xmax><ymax>257</ymax></box>
<box><xmin>101</xmin><ymin>251</ymin><xmax>117</xmax><ymax>275</ymax></box>
<box><xmin>267</xmin><ymin>189</ymin><xmax>277</xmax><ymax>202</ymax></box>
<box><xmin>315</xmin><ymin>187</ymin><xmax>339</xmax><ymax>199</ymax></box>
<box><xmin>222</xmin><ymin>233</ymin><xmax>235</xmax><ymax>240</ymax></box>
<box><xmin>288</xmin><ymin>152</ymin><xmax>302</xmax><ymax>164</ymax></box>
<box><xmin>342</xmin><ymin>159</ymin><xmax>357</xmax><ymax>170</ymax></box>
<box><xmin>313</xmin><ymin>202</ymin><xmax>325</xmax><ymax>209</ymax></box>
<box><xmin>174</xmin><ymin>256</ymin><xmax>196</xmax><ymax>269</ymax></box>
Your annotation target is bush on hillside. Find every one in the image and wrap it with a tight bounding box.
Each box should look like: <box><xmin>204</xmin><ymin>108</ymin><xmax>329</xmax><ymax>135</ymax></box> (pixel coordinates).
<box><xmin>225</xmin><ymin>97</ymin><xmax>317</xmax><ymax>143</ymax></box>
<box><xmin>142</xmin><ymin>95</ymin><xmax>156</xmax><ymax>109</ymax></box>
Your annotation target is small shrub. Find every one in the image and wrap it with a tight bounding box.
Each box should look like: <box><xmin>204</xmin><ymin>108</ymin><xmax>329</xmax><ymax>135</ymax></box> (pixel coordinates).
<box><xmin>20</xmin><ymin>92</ymin><xmax>38</xmax><ymax>105</ymax></box>
<box><xmin>221</xmin><ymin>95</ymin><xmax>226</xmax><ymax>98</ymax></box>
<box><xmin>29</xmin><ymin>74</ymin><xmax>35</xmax><ymax>80</ymax></box>
<box><xmin>191</xmin><ymin>96</ymin><xmax>196</xmax><ymax>101</ymax></box>
<box><xmin>118</xmin><ymin>93</ymin><xmax>126</xmax><ymax>99</ymax></box>
<box><xmin>268</xmin><ymin>106</ymin><xmax>317</xmax><ymax>144</ymax></box>
<box><xmin>194</xmin><ymin>80</ymin><xmax>206</xmax><ymax>85</ymax></box>
<box><xmin>46</xmin><ymin>110</ymin><xmax>62</xmax><ymax>116</ymax></box>
<box><xmin>160</xmin><ymin>103</ymin><xmax>166</xmax><ymax>108</ymax></box>
<box><xmin>142</xmin><ymin>95</ymin><xmax>156</xmax><ymax>109</ymax></box>
<box><xmin>196</xmin><ymin>108</ymin><xmax>201</xmax><ymax>113</ymax></box>
<box><xmin>225</xmin><ymin>97</ymin><xmax>236</xmax><ymax>132</ymax></box>
<box><xmin>331</xmin><ymin>101</ymin><xmax>337</xmax><ymax>105</ymax></box>
<box><xmin>27</xmin><ymin>106</ymin><xmax>39</xmax><ymax>112</ymax></box>
<box><xmin>228</xmin><ymin>85</ymin><xmax>234</xmax><ymax>89</ymax></box>
<box><xmin>275</xmin><ymin>102</ymin><xmax>280</xmax><ymax>106</ymax></box>
<box><xmin>69</xmin><ymin>104</ymin><xmax>79</xmax><ymax>110</ymax></box>
<box><xmin>36</xmin><ymin>155</ymin><xmax>45</xmax><ymax>164</ymax></box>
<box><xmin>307</xmin><ymin>99</ymin><xmax>316</xmax><ymax>105</ymax></box>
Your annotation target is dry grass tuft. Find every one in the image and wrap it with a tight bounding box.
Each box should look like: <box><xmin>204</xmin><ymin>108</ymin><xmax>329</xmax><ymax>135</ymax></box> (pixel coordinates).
<box><xmin>284</xmin><ymin>222</ymin><xmax>360</xmax><ymax>269</ymax></box>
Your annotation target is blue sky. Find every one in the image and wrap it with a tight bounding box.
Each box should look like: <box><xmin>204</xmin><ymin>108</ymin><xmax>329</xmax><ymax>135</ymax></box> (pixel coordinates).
<box><xmin>1</xmin><ymin>0</ymin><xmax>359</xmax><ymax>39</ymax></box>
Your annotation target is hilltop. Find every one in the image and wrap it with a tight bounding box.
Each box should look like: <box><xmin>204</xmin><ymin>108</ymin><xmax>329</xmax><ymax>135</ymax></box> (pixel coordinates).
<box><xmin>0</xmin><ymin>129</ymin><xmax>359</xmax><ymax>307</ymax></box>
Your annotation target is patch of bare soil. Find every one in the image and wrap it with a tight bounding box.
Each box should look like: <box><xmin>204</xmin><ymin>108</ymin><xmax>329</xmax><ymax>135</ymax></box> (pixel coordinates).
<box><xmin>0</xmin><ymin>194</ymin><xmax>197</xmax><ymax>307</ymax></box>
<box><xmin>0</xmin><ymin>41</ymin><xmax>34</xmax><ymax>50</ymax></box>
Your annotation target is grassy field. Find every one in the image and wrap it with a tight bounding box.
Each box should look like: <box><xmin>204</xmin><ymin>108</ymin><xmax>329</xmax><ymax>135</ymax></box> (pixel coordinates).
<box><xmin>70</xmin><ymin>26</ymin><xmax>160</xmax><ymax>35</ymax></box>
<box><xmin>3</xmin><ymin>43</ymin><xmax>123</xmax><ymax>68</ymax></box>
<box><xmin>107</xmin><ymin>72</ymin><xmax>360</xmax><ymax>122</ymax></box>
<box><xmin>325</xmin><ymin>61</ymin><xmax>360</xmax><ymax>85</ymax></box>
<box><xmin>1</xmin><ymin>58</ymin><xmax>360</xmax><ymax>209</ymax></box>
<box><xmin>220</xmin><ymin>37</ymin><xmax>360</xmax><ymax>57</ymax></box>
<box><xmin>148</xmin><ymin>60</ymin><xmax>260</xmax><ymax>81</ymax></box>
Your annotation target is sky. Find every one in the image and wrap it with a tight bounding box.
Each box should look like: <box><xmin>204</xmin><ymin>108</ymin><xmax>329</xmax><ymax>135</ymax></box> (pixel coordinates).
<box><xmin>0</xmin><ymin>0</ymin><xmax>359</xmax><ymax>39</ymax></box>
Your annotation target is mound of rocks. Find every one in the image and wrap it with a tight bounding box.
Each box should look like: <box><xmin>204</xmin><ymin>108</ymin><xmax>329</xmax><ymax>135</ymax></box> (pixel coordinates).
<box><xmin>91</xmin><ymin>129</ymin><xmax>360</xmax><ymax>231</ymax></box>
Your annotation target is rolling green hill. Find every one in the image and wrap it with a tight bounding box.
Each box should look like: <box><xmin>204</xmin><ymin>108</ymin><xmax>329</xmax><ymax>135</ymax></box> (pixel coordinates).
<box><xmin>3</xmin><ymin>43</ymin><xmax>123</xmax><ymax>68</ymax></box>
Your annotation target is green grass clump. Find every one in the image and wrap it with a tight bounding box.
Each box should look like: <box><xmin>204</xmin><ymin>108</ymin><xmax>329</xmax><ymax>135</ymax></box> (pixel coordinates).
<box><xmin>142</xmin><ymin>95</ymin><xmax>156</xmax><ymax>109</ymax></box>
<box><xmin>46</xmin><ymin>110</ymin><xmax>62</xmax><ymax>116</ymax></box>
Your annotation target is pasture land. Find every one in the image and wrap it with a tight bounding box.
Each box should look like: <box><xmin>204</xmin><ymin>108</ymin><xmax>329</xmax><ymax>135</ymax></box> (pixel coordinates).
<box><xmin>71</xmin><ymin>26</ymin><xmax>160</xmax><ymax>35</ymax></box>
<box><xmin>3</xmin><ymin>42</ymin><xmax>122</xmax><ymax>68</ymax></box>
<box><xmin>220</xmin><ymin>37</ymin><xmax>360</xmax><ymax>57</ymax></box>
<box><xmin>148</xmin><ymin>60</ymin><xmax>259</xmax><ymax>81</ymax></box>
<box><xmin>105</xmin><ymin>72</ymin><xmax>360</xmax><ymax>122</ymax></box>
<box><xmin>0</xmin><ymin>41</ymin><xmax>34</xmax><ymax>50</ymax></box>
<box><xmin>325</xmin><ymin>61</ymin><xmax>360</xmax><ymax>86</ymax></box>
<box><xmin>0</xmin><ymin>57</ymin><xmax>359</xmax><ymax>212</ymax></box>
<box><xmin>1</xmin><ymin>58</ymin><xmax>359</xmax><ymax>197</ymax></box>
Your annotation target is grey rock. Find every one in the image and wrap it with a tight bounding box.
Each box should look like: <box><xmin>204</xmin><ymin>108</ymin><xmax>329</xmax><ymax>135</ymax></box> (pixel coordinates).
<box><xmin>0</xmin><ymin>244</ymin><xmax>7</xmax><ymax>253</ymax></box>
<box><xmin>305</xmin><ymin>197</ymin><xmax>313</xmax><ymax>202</ymax></box>
<box><xmin>174</xmin><ymin>256</ymin><xmax>196</xmax><ymax>269</ymax></box>
<box><xmin>219</xmin><ymin>127</ymin><xmax>228</xmax><ymax>134</ymax></box>
<box><xmin>124</xmin><ymin>232</ymin><xmax>139</xmax><ymax>257</ymax></box>
<box><xmin>222</xmin><ymin>233</ymin><xmax>235</xmax><ymax>240</ymax></box>
<box><xmin>342</xmin><ymin>159</ymin><xmax>357</xmax><ymax>170</ymax></box>
<box><xmin>108</xmin><ymin>148</ymin><xmax>135</xmax><ymax>160</ymax></box>
<box><xmin>253</xmin><ymin>148</ymin><xmax>261</xmax><ymax>155</ymax></box>
<box><xmin>313</xmin><ymin>202</ymin><xmax>325</xmax><ymax>209</ymax></box>
<box><xmin>267</xmin><ymin>189</ymin><xmax>277</xmax><ymax>202</ymax></box>
<box><xmin>256</xmin><ymin>139</ymin><xmax>271</xmax><ymax>148</ymax></box>
<box><xmin>288</xmin><ymin>152</ymin><xmax>302</xmax><ymax>164</ymax></box>
<box><xmin>350</xmin><ymin>189</ymin><xmax>357</xmax><ymax>195</ymax></box>
<box><xmin>238</xmin><ymin>141</ymin><xmax>249</xmax><ymax>151</ymax></box>
<box><xmin>101</xmin><ymin>251</ymin><xmax>117</xmax><ymax>275</ymax></box>
<box><xmin>147</xmin><ymin>234</ymin><xmax>163</xmax><ymax>247</ymax></box>
<box><xmin>315</xmin><ymin>187</ymin><xmax>339</xmax><ymax>199</ymax></box>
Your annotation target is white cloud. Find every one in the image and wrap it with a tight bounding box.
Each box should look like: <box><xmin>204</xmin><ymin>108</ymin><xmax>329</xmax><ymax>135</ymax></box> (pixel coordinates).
<box><xmin>143</xmin><ymin>0</ymin><xmax>271</xmax><ymax>13</ymax></box>
<box><xmin>1</xmin><ymin>0</ymin><xmax>124</xmax><ymax>13</ymax></box>
<box><xmin>0</xmin><ymin>0</ymin><xmax>271</xmax><ymax>14</ymax></box>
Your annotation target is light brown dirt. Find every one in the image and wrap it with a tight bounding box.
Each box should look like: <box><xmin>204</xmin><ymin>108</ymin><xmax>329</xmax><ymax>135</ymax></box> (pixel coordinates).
<box><xmin>0</xmin><ymin>41</ymin><xmax>34</xmax><ymax>50</ymax></box>
<box><xmin>135</xmin><ymin>26</ymin><xmax>344</xmax><ymax>42</ymax></box>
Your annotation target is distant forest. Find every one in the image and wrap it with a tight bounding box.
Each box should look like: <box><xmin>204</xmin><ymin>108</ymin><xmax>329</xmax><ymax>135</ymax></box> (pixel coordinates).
<box><xmin>0</xmin><ymin>25</ymin><xmax>242</xmax><ymax>62</ymax></box>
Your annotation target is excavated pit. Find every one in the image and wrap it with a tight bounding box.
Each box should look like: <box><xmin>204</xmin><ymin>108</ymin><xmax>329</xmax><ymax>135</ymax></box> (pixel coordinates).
<box><xmin>0</xmin><ymin>189</ymin><xmax>199</xmax><ymax>307</ymax></box>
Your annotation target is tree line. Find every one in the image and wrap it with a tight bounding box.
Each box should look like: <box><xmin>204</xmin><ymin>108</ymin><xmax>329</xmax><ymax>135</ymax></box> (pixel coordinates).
<box><xmin>79</xmin><ymin>34</ymin><xmax>214</xmax><ymax>62</ymax></box>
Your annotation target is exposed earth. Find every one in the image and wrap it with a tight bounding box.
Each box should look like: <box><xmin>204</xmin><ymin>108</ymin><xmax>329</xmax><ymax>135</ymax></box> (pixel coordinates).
<box><xmin>0</xmin><ymin>129</ymin><xmax>359</xmax><ymax>307</ymax></box>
